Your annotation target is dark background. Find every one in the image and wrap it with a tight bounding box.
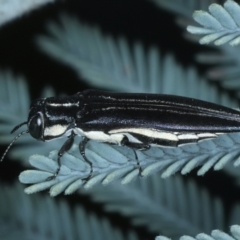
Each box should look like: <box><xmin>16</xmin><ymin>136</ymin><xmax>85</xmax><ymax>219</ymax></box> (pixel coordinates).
<box><xmin>0</xmin><ymin>0</ymin><xmax>238</xmax><ymax>239</ymax></box>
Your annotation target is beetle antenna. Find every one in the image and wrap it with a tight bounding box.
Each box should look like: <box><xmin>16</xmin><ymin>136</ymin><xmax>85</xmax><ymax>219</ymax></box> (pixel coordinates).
<box><xmin>10</xmin><ymin>121</ymin><xmax>28</xmax><ymax>134</ymax></box>
<box><xmin>1</xmin><ymin>130</ymin><xmax>29</xmax><ymax>162</ymax></box>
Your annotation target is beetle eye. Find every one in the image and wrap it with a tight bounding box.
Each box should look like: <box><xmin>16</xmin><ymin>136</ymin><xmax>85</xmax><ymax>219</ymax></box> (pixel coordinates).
<box><xmin>28</xmin><ymin>114</ymin><xmax>43</xmax><ymax>140</ymax></box>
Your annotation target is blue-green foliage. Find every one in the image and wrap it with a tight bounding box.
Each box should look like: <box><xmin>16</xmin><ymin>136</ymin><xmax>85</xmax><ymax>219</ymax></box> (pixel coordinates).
<box><xmin>153</xmin><ymin>0</ymin><xmax>240</xmax><ymax>99</ymax></box>
<box><xmin>37</xmin><ymin>15</ymin><xmax>230</xmax><ymax>101</ymax></box>
<box><xmin>186</xmin><ymin>0</ymin><xmax>240</xmax><ymax>96</ymax></box>
<box><xmin>187</xmin><ymin>1</ymin><xmax>240</xmax><ymax>46</ymax></box>
<box><xmin>79</xmin><ymin>175</ymin><xmax>227</xmax><ymax>235</ymax></box>
<box><xmin>1</xmin><ymin>1</ymin><xmax>240</xmax><ymax>240</ymax></box>
<box><xmin>17</xmin><ymin>133</ymin><xmax>240</xmax><ymax>194</ymax></box>
<box><xmin>156</xmin><ymin>225</ymin><xmax>240</xmax><ymax>240</ymax></box>
<box><xmin>0</xmin><ymin>183</ymin><xmax>138</xmax><ymax>240</ymax></box>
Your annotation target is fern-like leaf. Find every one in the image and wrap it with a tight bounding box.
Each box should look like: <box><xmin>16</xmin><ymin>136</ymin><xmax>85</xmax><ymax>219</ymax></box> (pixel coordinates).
<box><xmin>19</xmin><ymin>132</ymin><xmax>240</xmax><ymax>195</ymax></box>
<box><xmin>36</xmin><ymin>14</ymin><xmax>238</xmax><ymax>107</ymax></box>
<box><xmin>79</xmin><ymin>175</ymin><xmax>227</xmax><ymax>238</ymax></box>
<box><xmin>0</xmin><ymin>182</ymin><xmax>138</xmax><ymax>240</ymax></box>
<box><xmin>0</xmin><ymin>0</ymin><xmax>55</xmax><ymax>26</ymax></box>
<box><xmin>156</xmin><ymin>225</ymin><xmax>240</xmax><ymax>240</ymax></box>
<box><xmin>187</xmin><ymin>0</ymin><xmax>240</xmax><ymax>46</ymax></box>
<box><xmin>150</xmin><ymin>0</ymin><xmax>240</xmax><ymax>97</ymax></box>
<box><xmin>185</xmin><ymin>1</ymin><xmax>240</xmax><ymax>96</ymax></box>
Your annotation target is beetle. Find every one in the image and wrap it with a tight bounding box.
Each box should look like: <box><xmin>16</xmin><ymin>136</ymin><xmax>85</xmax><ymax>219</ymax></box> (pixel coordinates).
<box><xmin>2</xmin><ymin>89</ymin><xmax>240</xmax><ymax>180</ymax></box>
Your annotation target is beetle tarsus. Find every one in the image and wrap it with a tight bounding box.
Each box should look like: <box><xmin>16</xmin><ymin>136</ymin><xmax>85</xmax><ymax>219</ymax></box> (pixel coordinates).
<box><xmin>132</xmin><ymin>149</ymin><xmax>143</xmax><ymax>177</ymax></box>
<box><xmin>46</xmin><ymin>167</ymin><xmax>60</xmax><ymax>181</ymax></box>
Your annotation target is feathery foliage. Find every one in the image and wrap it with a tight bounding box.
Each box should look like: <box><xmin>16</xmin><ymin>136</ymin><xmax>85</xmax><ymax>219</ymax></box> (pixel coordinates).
<box><xmin>79</xmin><ymin>174</ymin><xmax>228</xmax><ymax>237</ymax></box>
<box><xmin>36</xmin><ymin>14</ymin><xmax>237</xmax><ymax>106</ymax></box>
<box><xmin>0</xmin><ymin>0</ymin><xmax>55</xmax><ymax>26</ymax></box>
<box><xmin>19</xmin><ymin>132</ymin><xmax>240</xmax><ymax>194</ymax></box>
<box><xmin>187</xmin><ymin>0</ymin><xmax>240</xmax><ymax>46</ymax></box>
<box><xmin>185</xmin><ymin>0</ymin><xmax>240</xmax><ymax>97</ymax></box>
<box><xmin>0</xmin><ymin>182</ymin><xmax>138</xmax><ymax>240</ymax></box>
<box><xmin>156</xmin><ymin>225</ymin><xmax>240</xmax><ymax>240</ymax></box>
<box><xmin>149</xmin><ymin>0</ymin><xmax>240</xmax><ymax>97</ymax></box>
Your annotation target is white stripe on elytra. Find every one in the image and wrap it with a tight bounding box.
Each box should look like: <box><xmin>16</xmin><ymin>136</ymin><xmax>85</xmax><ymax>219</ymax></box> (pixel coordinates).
<box><xmin>73</xmin><ymin>127</ymin><xmax>220</xmax><ymax>146</ymax></box>
<box><xmin>177</xmin><ymin>134</ymin><xmax>198</xmax><ymax>140</ymax></box>
<box><xmin>197</xmin><ymin>133</ymin><xmax>217</xmax><ymax>138</ymax></box>
<box><xmin>109</xmin><ymin>128</ymin><xmax>179</xmax><ymax>141</ymax></box>
<box><xmin>46</xmin><ymin>102</ymin><xmax>79</xmax><ymax>107</ymax></box>
<box><xmin>99</xmin><ymin>95</ymin><xmax>224</xmax><ymax>115</ymax></box>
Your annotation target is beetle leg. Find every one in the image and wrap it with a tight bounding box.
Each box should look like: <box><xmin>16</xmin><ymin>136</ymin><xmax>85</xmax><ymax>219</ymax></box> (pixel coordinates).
<box><xmin>121</xmin><ymin>136</ymin><xmax>150</xmax><ymax>176</ymax></box>
<box><xmin>47</xmin><ymin>131</ymin><xmax>76</xmax><ymax>180</ymax></box>
<box><xmin>79</xmin><ymin>137</ymin><xmax>93</xmax><ymax>181</ymax></box>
